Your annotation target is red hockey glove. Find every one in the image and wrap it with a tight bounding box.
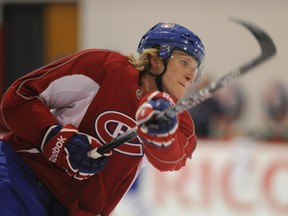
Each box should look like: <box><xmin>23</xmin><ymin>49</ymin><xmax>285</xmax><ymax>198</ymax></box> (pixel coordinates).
<box><xmin>41</xmin><ymin>124</ymin><xmax>112</xmax><ymax>180</ymax></box>
<box><xmin>135</xmin><ymin>91</ymin><xmax>179</xmax><ymax>147</ymax></box>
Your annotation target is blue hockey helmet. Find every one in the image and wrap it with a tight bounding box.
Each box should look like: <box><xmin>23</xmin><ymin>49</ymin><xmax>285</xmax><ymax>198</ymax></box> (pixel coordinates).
<box><xmin>137</xmin><ymin>22</ymin><xmax>205</xmax><ymax>69</ymax></box>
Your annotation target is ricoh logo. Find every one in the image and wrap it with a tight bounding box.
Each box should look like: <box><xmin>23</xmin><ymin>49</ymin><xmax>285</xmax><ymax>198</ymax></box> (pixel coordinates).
<box><xmin>49</xmin><ymin>135</ymin><xmax>66</xmax><ymax>162</ymax></box>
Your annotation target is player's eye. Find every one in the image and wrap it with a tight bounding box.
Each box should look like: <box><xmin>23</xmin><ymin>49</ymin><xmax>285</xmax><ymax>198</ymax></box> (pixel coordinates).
<box><xmin>180</xmin><ymin>59</ymin><xmax>189</xmax><ymax>66</ymax></box>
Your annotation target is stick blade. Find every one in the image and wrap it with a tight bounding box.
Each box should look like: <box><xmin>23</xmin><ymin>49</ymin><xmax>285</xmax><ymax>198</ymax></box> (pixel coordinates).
<box><xmin>231</xmin><ymin>18</ymin><xmax>277</xmax><ymax>59</ymax></box>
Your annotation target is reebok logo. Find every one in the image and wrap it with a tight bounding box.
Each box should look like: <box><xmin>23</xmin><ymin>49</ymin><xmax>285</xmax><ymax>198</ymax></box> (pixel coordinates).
<box><xmin>49</xmin><ymin>135</ymin><xmax>66</xmax><ymax>163</ymax></box>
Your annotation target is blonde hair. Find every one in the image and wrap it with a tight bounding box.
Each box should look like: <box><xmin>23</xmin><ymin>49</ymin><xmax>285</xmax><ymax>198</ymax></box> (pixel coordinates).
<box><xmin>127</xmin><ymin>48</ymin><xmax>159</xmax><ymax>72</ymax></box>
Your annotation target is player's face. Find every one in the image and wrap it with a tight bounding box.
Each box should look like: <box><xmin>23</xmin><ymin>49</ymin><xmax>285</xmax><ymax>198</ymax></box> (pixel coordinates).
<box><xmin>162</xmin><ymin>51</ymin><xmax>198</xmax><ymax>100</ymax></box>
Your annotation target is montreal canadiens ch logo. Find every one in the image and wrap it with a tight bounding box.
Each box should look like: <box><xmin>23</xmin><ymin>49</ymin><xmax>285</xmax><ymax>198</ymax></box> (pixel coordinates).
<box><xmin>95</xmin><ymin>111</ymin><xmax>143</xmax><ymax>157</ymax></box>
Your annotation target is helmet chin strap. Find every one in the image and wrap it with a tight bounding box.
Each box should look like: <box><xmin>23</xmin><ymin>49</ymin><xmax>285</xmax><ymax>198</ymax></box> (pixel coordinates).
<box><xmin>148</xmin><ymin>59</ymin><xmax>168</xmax><ymax>92</ymax></box>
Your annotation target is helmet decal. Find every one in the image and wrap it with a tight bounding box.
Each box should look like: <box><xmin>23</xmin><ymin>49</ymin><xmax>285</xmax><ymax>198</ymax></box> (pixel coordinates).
<box><xmin>161</xmin><ymin>23</ymin><xmax>175</xmax><ymax>28</ymax></box>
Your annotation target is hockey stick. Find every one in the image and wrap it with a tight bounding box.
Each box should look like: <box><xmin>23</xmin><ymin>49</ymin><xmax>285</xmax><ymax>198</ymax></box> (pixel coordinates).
<box><xmin>90</xmin><ymin>18</ymin><xmax>276</xmax><ymax>157</ymax></box>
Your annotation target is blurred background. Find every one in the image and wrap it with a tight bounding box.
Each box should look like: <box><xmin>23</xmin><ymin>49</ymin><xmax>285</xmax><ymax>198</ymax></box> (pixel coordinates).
<box><xmin>0</xmin><ymin>0</ymin><xmax>287</xmax><ymax>215</ymax></box>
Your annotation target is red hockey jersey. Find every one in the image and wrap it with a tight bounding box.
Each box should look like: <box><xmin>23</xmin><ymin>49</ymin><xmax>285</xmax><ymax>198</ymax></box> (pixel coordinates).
<box><xmin>0</xmin><ymin>49</ymin><xmax>197</xmax><ymax>215</ymax></box>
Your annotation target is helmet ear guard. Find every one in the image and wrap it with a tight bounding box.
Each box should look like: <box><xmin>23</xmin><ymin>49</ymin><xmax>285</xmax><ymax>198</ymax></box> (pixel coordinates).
<box><xmin>159</xmin><ymin>44</ymin><xmax>172</xmax><ymax>59</ymax></box>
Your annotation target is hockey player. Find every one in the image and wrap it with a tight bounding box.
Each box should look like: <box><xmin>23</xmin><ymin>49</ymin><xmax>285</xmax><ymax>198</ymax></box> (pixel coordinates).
<box><xmin>0</xmin><ymin>22</ymin><xmax>205</xmax><ymax>215</ymax></box>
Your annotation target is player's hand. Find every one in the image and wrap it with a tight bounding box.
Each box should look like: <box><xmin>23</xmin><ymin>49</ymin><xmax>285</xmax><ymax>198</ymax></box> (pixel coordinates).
<box><xmin>135</xmin><ymin>91</ymin><xmax>178</xmax><ymax>147</ymax></box>
<box><xmin>41</xmin><ymin>124</ymin><xmax>112</xmax><ymax>180</ymax></box>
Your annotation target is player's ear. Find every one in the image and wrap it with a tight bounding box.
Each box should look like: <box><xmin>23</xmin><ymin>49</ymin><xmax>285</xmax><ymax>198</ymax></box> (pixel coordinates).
<box><xmin>149</xmin><ymin>55</ymin><xmax>162</xmax><ymax>74</ymax></box>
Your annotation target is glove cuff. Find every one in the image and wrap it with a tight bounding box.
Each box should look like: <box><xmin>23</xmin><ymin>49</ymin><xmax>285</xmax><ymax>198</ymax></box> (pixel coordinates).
<box><xmin>139</xmin><ymin>91</ymin><xmax>176</xmax><ymax>107</ymax></box>
<box><xmin>40</xmin><ymin>124</ymin><xmax>78</xmax><ymax>151</ymax></box>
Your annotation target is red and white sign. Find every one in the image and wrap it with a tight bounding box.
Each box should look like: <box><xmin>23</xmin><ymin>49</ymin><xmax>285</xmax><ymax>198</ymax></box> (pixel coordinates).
<box><xmin>115</xmin><ymin>138</ymin><xmax>288</xmax><ymax>216</ymax></box>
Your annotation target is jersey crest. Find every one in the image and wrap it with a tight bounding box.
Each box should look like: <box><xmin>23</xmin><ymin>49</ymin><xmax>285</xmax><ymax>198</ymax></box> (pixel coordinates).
<box><xmin>95</xmin><ymin>111</ymin><xmax>143</xmax><ymax>157</ymax></box>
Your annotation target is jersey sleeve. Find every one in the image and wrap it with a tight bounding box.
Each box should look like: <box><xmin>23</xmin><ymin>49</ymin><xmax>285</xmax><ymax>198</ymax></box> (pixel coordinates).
<box><xmin>143</xmin><ymin>110</ymin><xmax>197</xmax><ymax>171</ymax></box>
<box><xmin>0</xmin><ymin>49</ymin><xmax>107</xmax><ymax>148</ymax></box>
